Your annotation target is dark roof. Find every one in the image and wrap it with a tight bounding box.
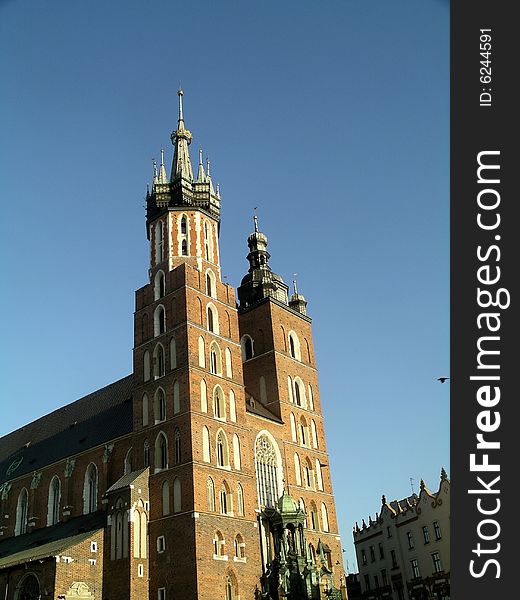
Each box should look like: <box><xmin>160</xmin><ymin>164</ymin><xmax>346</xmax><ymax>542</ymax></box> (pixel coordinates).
<box><xmin>245</xmin><ymin>397</ymin><xmax>284</xmax><ymax>424</ymax></box>
<box><xmin>106</xmin><ymin>467</ymin><xmax>148</xmax><ymax>493</ymax></box>
<box><xmin>0</xmin><ymin>375</ymin><xmax>134</xmax><ymax>485</ymax></box>
<box><xmin>0</xmin><ymin>511</ymin><xmax>106</xmax><ymax>569</ymax></box>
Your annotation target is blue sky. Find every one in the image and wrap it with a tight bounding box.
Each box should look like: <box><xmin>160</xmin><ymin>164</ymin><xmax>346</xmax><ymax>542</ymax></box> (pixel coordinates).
<box><xmin>0</xmin><ymin>0</ymin><xmax>449</xmax><ymax>569</ymax></box>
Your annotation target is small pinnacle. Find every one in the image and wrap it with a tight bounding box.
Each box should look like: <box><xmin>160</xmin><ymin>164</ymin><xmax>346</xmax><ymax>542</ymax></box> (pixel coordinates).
<box><xmin>253</xmin><ymin>207</ymin><xmax>259</xmax><ymax>232</ymax></box>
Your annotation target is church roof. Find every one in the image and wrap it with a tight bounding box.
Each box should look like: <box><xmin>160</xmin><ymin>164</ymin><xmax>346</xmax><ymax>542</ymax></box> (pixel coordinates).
<box><xmin>0</xmin><ymin>375</ymin><xmax>134</xmax><ymax>485</ymax></box>
<box><xmin>0</xmin><ymin>511</ymin><xmax>106</xmax><ymax>569</ymax></box>
<box><xmin>106</xmin><ymin>467</ymin><xmax>149</xmax><ymax>493</ymax></box>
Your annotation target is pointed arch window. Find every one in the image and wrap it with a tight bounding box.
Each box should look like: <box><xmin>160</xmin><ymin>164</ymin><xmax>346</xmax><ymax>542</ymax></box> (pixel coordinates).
<box><xmin>321</xmin><ymin>502</ymin><xmax>330</xmax><ymax>532</ymax></box>
<box><xmin>202</xmin><ymin>426</ymin><xmax>211</xmax><ymax>462</ymax></box>
<box><xmin>15</xmin><ymin>488</ymin><xmax>28</xmax><ymax>535</ymax></box>
<box><xmin>305</xmin><ymin>458</ymin><xmax>315</xmax><ymax>490</ymax></box>
<box><xmin>225</xmin><ymin>348</ymin><xmax>233</xmax><ymax>378</ymax></box>
<box><xmin>174</xmin><ymin>428</ymin><xmax>181</xmax><ymax>464</ymax></box>
<box><xmin>311</xmin><ymin>420</ymin><xmax>318</xmax><ymax>448</ymax></box>
<box><xmin>170</xmin><ymin>337</ymin><xmax>177</xmax><ymax>369</ymax></box>
<box><xmin>206</xmin><ymin>270</ymin><xmax>217</xmax><ymax>299</ymax></box>
<box><xmin>213</xmin><ymin>530</ymin><xmax>225</xmax><ymax>557</ymax></box>
<box><xmin>83</xmin><ymin>463</ymin><xmax>98</xmax><ymax>514</ymax></box>
<box><xmin>143</xmin><ymin>440</ymin><xmax>150</xmax><ymax>467</ymax></box>
<box><xmin>154</xmin><ymin>270</ymin><xmax>165</xmax><ymax>300</ymax></box>
<box><xmin>173</xmin><ymin>379</ymin><xmax>180</xmax><ymax>414</ymax></box>
<box><xmin>316</xmin><ymin>459</ymin><xmax>324</xmax><ymax>491</ymax></box>
<box><xmin>154</xmin><ymin>305</ymin><xmax>166</xmax><ymax>337</ymax></box>
<box><xmin>142</xmin><ymin>393</ymin><xmax>149</xmax><ymax>427</ymax></box>
<box><xmin>47</xmin><ymin>476</ymin><xmax>61</xmax><ymax>526</ymax></box>
<box><xmin>309</xmin><ymin>502</ymin><xmax>318</xmax><ymax>530</ymax></box>
<box><xmin>154</xmin><ymin>388</ymin><xmax>166</xmax><ymax>423</ymax></box>
<box><xmin>220</xmin><ymin>481</ymin><xmax>232</xmax><ymax>515</ymax></box>
<box><xmin>124</xmin><ymin>448</ymin><xmax>133</xmax><ymax>475</ymax></box>
<box><xmin>181</xmin><ymin>239</ymin><xmax>188</xmax><ymax>256</ymax></box>
<box><xmin>294</xmin><ymin>453</ymin><xmax>302</xmax><ymax>486</ymax></box>
<box><xmin>229</xmin><ymin>390</ymin><xmax>237</xmax><ymax>422</ymax></box>
<box><xmin>143</xmin><ymin>350</ymin><xmax>151</xmax><ymax>382</ymax></box>
<box><xmin>234</xmin><ymin>534</ymin><xmax>246</xmax><ymax>560</ymax></box>
<box><xmin>207</xmin><ymin>477</ymin><xmax>216</xmax><ymax>511</ymax></box>
<box><xmin>209</xmin><ymin>342</ymin><xmax>222</xmax><ymax>375</ymax></box>
<box><xmin>207</xmin><ymin>304</ymin><xmax>219</xmax><ymax>333</ymax></box>
<box><xmin>255</xmin><ymin>434</ymin><xmax>282</xmax><ymax>508</ymax></box>
<box><xmin>241</xmin><ymin>335</ymin><xmax>254</xmax><ymax>361</ymax></box>
<box><xmin>216</xmin><ymin>430</ymin><xmax>229</xmax><ymax>467</ymax></box>
<box><xmin>300</xmin><ymin>416</ymin><xmax>309</xmax><ymax>447</ymax></box>
<box><xmin>155</xmin><ymin>221</ymin><xmax>164</xmax><ymax>264</ymax></box>
<box><xmin>225</xmin><ymin>572</ymin><xmax>238</xmax><ymax>600</ymax></box>
<box><xmin>236</xmin><ymin>483</ymin><xmax>244</xmax><ymax>517</ymax></box>
<box><xmin>180</xmin><ymin>215</ymin><xmax>187</xmax><ymax>235</ymax></box>
<box><xmin>173</xmin><ymin>477</ymin><xmax>181</xmax><ymax>513</ymax></box>
<box><xmin>201</xmin><ymin>379</ymin><xmax>208</xmax><ymax>412</ymax></box>
<box><xmin>162</xmin><ymin>481</ymin><xmax>170</xmax><ymax>516</ymax></box>
<box><xmin>288</xmin><ymin>331</ymin><xmax>301</xmax><ymax>361</ymax></box>
<box><xmin>154</xmin><ymin>343</ymin><xmax>165</xmax><ymax>378</ymax></box>
<box><xmin>213</xmin><ymin>386</ymin><xmax>226</xmax><ymax>420</ymax></box>
<box><xmin>290</xmin><ymin>413</ymin><xmax>297</xmax><ymax>442</ymax></box>
<box><xmin>233</xmin><ymin>434</ymin><xmax>241</xmax><ymax>470</ymax></box>
<box><xmin>198</xmin><ymin>336</ymin><xmax>206</xmax><ymax>368</ymax></box>
<box><xmin>155</xmin><ymin>432</ymin><xmax>168</xmax><ymax>471</ymax></box>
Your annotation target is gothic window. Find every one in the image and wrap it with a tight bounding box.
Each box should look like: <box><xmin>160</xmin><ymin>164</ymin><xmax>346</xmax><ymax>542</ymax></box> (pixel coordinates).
<box><xmin>143</xmin><ymin>350</ymin><xmax>151</xmax><ymax>382</ymax></box>
<box><xmin>255</xmin><ymin>433</ymin><xmax>281</xmax><ymax>508</ymax></box>
<box><xmin>15</xmin><ymin>574</ymin><xmax>40</xmax><ymax>599</ymax></box>
<box><xmin>308</xmin><ymin>384</ymin><xmax>315</xmax><ymax>411</ymax></box>
<box><xmin>294</xmin><ymin>453</ymin><xmax>302</xmax><ymax>486</ymax></box>
<box><xmin>294</xmin><ymin>380</ymin><xmax>302</xmax><ymax>407</ymax></box>
<box><xmin>83</xmin><ymin>463</ymin><xmax>98</xmax><ymax>514</ymax></box>
<box><xmin>133</xmin><ymin>500</ymin><xmax>147</xmax><ymax>559</ymax></box>
<box><xmin>213</xmin><ymin>386</ymin><xmax>226</xmax><ymax>420</ymax></box>
<box><xmin>311</xmin><ymin>420</ymin><xmax>318</xmax><ymax>448</ymax></box>
<box><xmin>112</xmin><ymin>497</ymin><xmax>128</xmax><ymax>560</ymax></box>
<box><xmin>142</xmin><ymin>393</ymin><xmax>149</xmax><ymax>426</ymax></box>
<box><xmin>154</xmin><ymin>270</ymin><xmax>165</xmax><ymax>300</ymax></box>
<box><xmin>180</xmin><ymin>215</ymin><xmax>187</xmax><ymax>235</ymax></box>
<box><xmin>174</xmin><ymin>428</ymin><xmax>181</xmax><ymax>464</ymax></box>
<box><xmin>240</xmin><ymin>335</ymin><xmax>254</xmax><ymax>361</ymax></box>
<box><xmin>124</xmin><ymin>448</ymin><xmax>133</xmax><ymax>475</ymax></box>
<box><xmin>316</xmin><ymin>459</ymin><xmax>324</xmax><ymax>491</ymax></box>
<box><xmin>173</xmin><ymin>379</ymin><xmax>180</xmax><ymax>414</ymax></box>
<box><xmin>47</xmin><ymin>476</ymin><xmax>61</xmax><ymax>526</ymax></box>
<box><xmin>234</xmin><ymin>534</ymin><xmax>246</xmax><ymax>560</ymax></box>
<box><xmin>299</xmin><ymin>416</ymin><xmax>309</xmax><ymax>446</ymax></box>
<box><xmin>236</xmin><ymin>483</ymin><xmax>244</xmax><ymax>516</ymax></box>
<box><xmin>305</xmin><ymin>458</ymin><xmax>315</xmax><ymax>490</ymax></box>
<box><xmin>209</xmin><ymin>342</ymin><xmax>222</xmax><ymax>375</ymax></box>
<box><xmin>321</xmin><ymin>502</ymin><xmax>329</xmax><ymax>532</ymax></box>
<box><xmin>216</xmin><ymin>430</ymin><xmax>229</xmax><ymax>467</ymax></box>
<box><xmin>201</xmin><ymin>379</ymin><xmax>208</xmax><ymax>412</ymax></box>
<box><xmin>181</xmin><ymin>239</ymin><xmax>188</xmax><ymax>256</ymax></box>
<box><xmin>225</xmin><ymin>348</ymin><xmax>232</xmax><ymax>378</ymax></box>
<box><xmin>162</xmin><ymin>481</ymin><xmax>170</xmax><ymax>516</ymax></box>
<box><xmin>155</xmin><ymin>221</ymin><xmax>164</xmax><ymax>264</ymax></box>
<box><xmin>202</xmin><ymin>426</ymin><xmax>211</xmax><ymax>462</ymax></box>
<box><xmin>15</xmin><ymin>488</ymin><xmax>28</xmax><ymax>536</ymax></box>
<box><xmin>154</xmin><ymin>388</ymin><xmax>166</xmax><ymax>423</ymax></box>
<box><xmin>220</xmin><ymin>481</ymin><xmax>232</xmax><ymax>515</ymax></box>
<box><xmin>173</xmin><ymin>477</ymin><xmax>181</xmax><ymax>513</ymax></box>
<box><xmin>213</xmin><ymin>530</ymin><xmax>225</xmax><ymax>557</ymax></box>
<box><xmin>229</xmin><ymin>389</ymin><xmax>236</xmax><ymax>422</ymax></box>
<box><xmin>309</xmin><ymin>502</ymin><xmax>318</xmax><ymax>530</ymax></box>
<box><xmin>170</xmin><ymin>337</ymin><xmax>177</xmax><ymax>369</ymax></box>
<box><xmin>290</xmin><ymin>413</ymin><xmax>297</xmax><ymax>442</ymax></box>
<box><xmin>198</xmin><ymin>336</ymin><xmax>206</xmax><ymax>368</ymax></box>
<box><xmin>143</xmin><ymin>440</ymin><xmax>150</xmax><ymax>467</ymax></box>
<box><xmin>154</xmin><ymin>305</ymin><xmax>166</xmax><ymax>337</ymax></box>
<box><xmin>154</xmin><ymin>344</ymin><xmax>165</xmax><ymax>378</ymax></box>
<box><xmin>225</xmin><ymin>572</ymin><xmax>238</xmax><ymax>600</ymax></box>
<box><xmin>207</xmin><ymin>477</ymin><xmax>216</xmax><ymax>511</ymax></box>
<box><xmin>206</xmin><ymin>269</ymin><xmax>217</xmax><ymax>299</ymax></box>
<box><xmin>155</xmin><ymin>432</ymin><xmax>168</xmax><ymax>471</ymax></box>
<box><xmin>233</xmin><ymin>434</ymin><xmax>241</xmax><ymax>470</ymax></box>
<box><xmin>204</xmin><ymin>221</ymin><xmax>210</xmax><ymax>260</ymax></box>
<box><xmin>287</xmin><ymin>376</ymin><xmax>294</xmax><ymax>403</ymax></box>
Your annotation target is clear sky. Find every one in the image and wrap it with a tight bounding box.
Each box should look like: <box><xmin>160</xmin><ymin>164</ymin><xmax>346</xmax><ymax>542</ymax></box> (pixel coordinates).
<box><xmin>0</xmin><ymin>0</ymin><xmax>449</xmax><ymax>570</ymax></box>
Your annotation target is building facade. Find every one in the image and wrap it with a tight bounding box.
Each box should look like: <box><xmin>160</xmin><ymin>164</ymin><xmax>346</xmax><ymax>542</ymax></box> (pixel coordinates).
<box><xmin>353</xmin><ymin>469</ymin><xmax>450</xmax><ymax>600</ymax></box>
<box><xmin>0</xmin><ymin>91</ymin><xmax>347</xmax><ymax>600</ymax></box>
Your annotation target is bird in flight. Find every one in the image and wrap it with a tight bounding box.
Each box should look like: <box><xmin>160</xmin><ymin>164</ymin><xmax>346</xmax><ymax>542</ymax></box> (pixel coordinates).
<box><xmin>437</xmin><ymin>377</ymin><xmax>450</xmax><ymax>383</ymax></box>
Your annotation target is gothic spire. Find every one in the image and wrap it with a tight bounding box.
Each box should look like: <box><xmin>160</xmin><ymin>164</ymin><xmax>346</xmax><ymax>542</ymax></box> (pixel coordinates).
<box><xmin>197</xmin><ymin>146</ymin><xmax>206</xmax><ymax>182</ymax></box>
<box><xmin>170</xmin><ymin>87</ymin><xmax>194</xmax><ymax>182</ymax></box>
<box><xmin>159</xmin><ymin>148</ymin><xmax>168</xmax><ymax>183</ymax></box>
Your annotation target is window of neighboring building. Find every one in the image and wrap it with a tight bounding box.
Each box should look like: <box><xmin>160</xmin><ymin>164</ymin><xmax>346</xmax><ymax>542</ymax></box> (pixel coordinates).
<box><xmin>391</xmin><ymin>549</ymin><xmax>397</xmax><ymax>568</ymax></box>
<box><xmin>423</xmin><ymin>525</ymin><xmax>430</xmax><ymax>544</ymax></box>
<box><xmin>379</xmin><ymin>542</ymin><xmax>384</xmax><ymax>559</ymax></box>
<box><xmin>157</xmin><ymin>536</ymin><xmax>166</xmax><ymax>553</ymax></box>
<box><xmin>381</xmin><ymin>569</ymin><xmax>387</xmax><ymax>586</ymax></box>
<box><xmin>370</xmin><ymin>545</ymin><xmax>376</xmax><ymax>562</ymax></box>
<box><xmin>433</xmin><ymin>520</ymin><xmax>442</xmax><ymax>540</ymax></box>
<box><xmin>387</xmin><ymin>526</ymin><xmax>392</xmax><ymax>538</ymax></box>
<box><xmin>407</xmin><ymin>531</ymin><xmax>414</xmax><ymax>549</ymax></box>
<box><xmin>364</xmin><ymin>575</ymin><xmax>370</xmax><ymax>590</ymax></box>
<box><xmin>432</xmin><ymin>552</ymin><xmax>443</xmax><ymax>573</ymax></box>
<box><xmin>361</xmin><ymin>549</ymin><xmax>367</xmax><ymax>566</ymax></box>
<box><xmin>374</xmin><ymin>575</ymin><xmax>379</xmax><ymax>589</ymax></box>
<box><xmin>411</xmin><ymin>559</ymin><xmax>420</xmax><ymax>579</ymax></box>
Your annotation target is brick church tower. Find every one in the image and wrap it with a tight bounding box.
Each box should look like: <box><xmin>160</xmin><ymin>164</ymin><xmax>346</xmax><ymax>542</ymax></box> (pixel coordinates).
<box><xmin>0</xmin><ymin>90</ymin><xmax>347</xmax><ymax>600</ymax></box>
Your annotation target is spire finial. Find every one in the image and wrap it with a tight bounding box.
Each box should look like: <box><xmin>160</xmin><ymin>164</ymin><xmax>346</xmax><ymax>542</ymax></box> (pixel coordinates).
<box><xmin>253</xmin><ymin>207</ymin><xmax>259</xmax><ymax>232</ymax></box>
<box><xmin>153</xmin><ymin>158</ymin><xmax>158</xmax><ymax>179</ymax></box>
<box><xmin>161</xmin><ymin>148</ymin><xmax>165</xmax><ymax>166</ymax></box>
<box><xmin>199</xmin><ymin>146</ymin><xmax>203</xmax><ymax>165</ymax></box>
<box><xmin>293</xmin><ymin>273</ymin><xmax>298</xmax><ymax>295</ymax></box>
<box><xmin>206</xmin><ymin>157</ymin><xmax>211</xmax><ymax>178</ymax></box>
<box><xmin>178</xmin><ymin>84</ymin><xmax>184</xmax><ymax>124</ymax></box>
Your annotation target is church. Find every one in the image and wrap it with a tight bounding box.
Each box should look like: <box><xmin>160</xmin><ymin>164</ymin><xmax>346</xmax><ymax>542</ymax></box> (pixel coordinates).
<box><xmin>0</xmin><ymin>90</ymin><xmax>347</xmax><ymax>600</ymax></box>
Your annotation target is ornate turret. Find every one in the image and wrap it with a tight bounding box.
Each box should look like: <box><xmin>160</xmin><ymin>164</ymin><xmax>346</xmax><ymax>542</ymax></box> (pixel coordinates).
<box><xmin>289</xmin><ymin>274</ymin><xmax>308</xmax><ymax>315</ymax></box>
<box><xmin>237</xmin><ymin>212</ymin><xmax>289</xmax><ymax>309</ymax></box>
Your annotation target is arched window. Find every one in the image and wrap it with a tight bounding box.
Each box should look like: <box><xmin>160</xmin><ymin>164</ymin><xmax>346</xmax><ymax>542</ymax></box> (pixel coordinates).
<box><xmin>305</xmin><ymin>458</ymin><xmax>315</xmax><ymax>490</ymax></box>
<box><xmin>154</xmin><ymin>270</ymin><xmax>165</xmax><ymax>300</ymax></box>
<box><xmin>309</xmin><ymin>543</ymin><xmax>317</xmax><ymax>562</ymax></box>
<box><xmin>287</xmin><ymin>376</ymin><xmax>294</xmax><ymax>403</ymax></box>
<box><xmin>311</xmin><ymin>420</ymin><xmax>318</xmax><ymax>449</ymax></box>
<box><xmin>143</xmin><ymin>440</ymin><xmax>150</xmax><ymax>467</ymax></box>
<box><xmin>240</xmin><ymin>335</ymin><xmax>254</xmax><ymax>361</ymax></box>
<box><xmin>133</xmin><ymin>500</ymin><xmax>147</xmax><ymax>558</ymax></box>
<box><xmin>143</xmin><ymin>350</ymin><xmax>151</xmax><ymax>382</ymax></box>
<box><xmin>206</xmin><ymin>269</ymin><xmax>217</xmax><ymax>298</ymax></box>
<box><xmin>83</xmin><ymin>463</ymin><xmax>98</xmax><ymax>514</ymax></box>
<box><xmin>299</xmin><ymin>498</ymin><xmax>307</xmax><ymax>527</ymax></box>
<box><xmin>154</xmin><ymin>343</ymin><xmax>165</xmax><ymax>378</ymax></box>
<box><xmin>209</xmin><ymin>342</ymin><xmax>222</xmax><ymax>375</ymax></box>
<box><xmin>309</xmin><ymin>502</ymin><xmax>318</xmax><ymax>530</ymax></box>
<box><xmin>170</xmin><ymin>337</ymin><xmax>177</xmax><ymax>369</ymax></box>
<box><xmin>197</xmin><ymin>335</ymin><xmax>206</xmax><ymax>368</ymax></box>
<box><xmin>112</xmin><ymin>497</ymin><xmax>128</xmax><ymax>560</ymax></box>
<box><xmin>236</xmin><ymin>483</ymin><xmax>244</xmax><ymax>517</ymax></box>
<box><xmin>207</xmin><ymin>477</ymin><xmax>216</xmax><ymax>511</ymax></box>
<box><xmin>294</xmin><ymin>453</ymin><xmax>302</xmax><ymax>486</ymax></box>
<box><xmin>225</xmin><ymin>348</ymin><xmax>232</xmax><ymax>378</ymax></box>
<box><xmin>220</xmin><ymin>481</ymin><xmax>232</xmax><ymax>515</ymax></box>
<box><xmin>233</xmin><ymin>434</ymin><xmax>241</xmax><ymax>470</ymax></box>
<box><xmin>142</xmin><ymin>393</ymin><xmax>149</xmax><ymax>426</ymax></box>
<box><xmin>290</xmin><ymin>413</ymin><xmax>297</xmax><ymax>442</ymax></box>
<box><xmin>181</xmin><ymin>239</ymin><xmax>188</xmax><ymax>256</ymax></box>
<box><xmin>321</xmin><ymin>502</ymin><xmax>330</xmax><ymax>532</ymax></box>
<box><xmin>229</xmin><ymin>390</ymin><xmax>237</xmax><ymax>422</ymax></box>
<box><xmin>225</xmin><ymin>572</ymin><xmax>238</xmax><ymax>600</ymax></box>
<box><xmin>173</xmin><ymin>379</ymin><xmax>180</xmax><ymax>414</ymax></box>
<box><xmin>213</xmin><ymin>386</ymin><xmax>226</xmax><ymax>420</ymax></box>
<box><xmin>202</xmin><ymin>426</ymin><xmax>211</xmax><ymax>462</ymax></box>
<box><xmin>216</xmin><ymin>430</ymin><xmax>229</xmax><ymax>467</ymax></box>
<box><xmin>155</xmin><ymin>432</ymin><xmax>168</xmax><ymax>471</ymax></box>
<box><xmin>154</xmin><ymin>388</ymin><xmax>166</xmax><ymax>423</ymax></box>
<box><xmin>162</xmin><ymin>481</ymin><xmax>170</xmax><ymax>516</ymax></box>
<box><xmin>15</xmin><ymin>488</ymin><xmax>28</xmax><ymax>535</ymax></box>
<box><xmin>299</xmin><ymin>416</ymin><xmax>309</xmax><ymax>447</ymax></box>
<box><xmin>255</xmin><ymin>433</ymin><xmax>282</xmax><ymax>508</ymax></box>
<box><xmin>201</xmin><ymin>379</ymin><xmax>208</xmax><ymax>412</ymax></box>
<box><xmin>155</xmin><ymin>221</ymin><xmax>164</xmax><ymax>264</ymax></box>
<box><xmin>308</xmin><ymin>384</ymin><xmax>315</xmax><ymax>411</ymax></box>
<box><xmin>293</xmin><ymin>377</ymin><xmax>307</xmax><ymax>408</ymax></box>
<box><xmin>124</xmin><ymin>448</ymin><xmax>133</xmax><ymax>475</ymax></box>
<box><xmin>305</xmin><ymin>338</ymin><xmax>311</xmax><ymax>363</ymax></box>
<box><xmin>15</xmin><ymin>574</ymin><xmax>40</xmax><ymax>599</ymax></box>
<box><xmin>47</xmin><ymin>476</ymin><xmax>61</xmax><ymax>526</ymax></box>
<box><xmin>180</xmin><ymin>215</ymin><xmax>187</xmax><ymax>235</ymax></box>
<box><xmin>213</xmin><ymin>530</ymin><xmax>225</xmax><ymax>557</ymax></box>
<box><xmin>173</xmin><ymin>477</ymin><xmax>181</xmax><ymax>513</ymax></box>
<box><xmin>207</xmin><ymin>303</ymin><xmax>219</xmax><ymax>334</ymax></box>
<box><xmin>174</xmin><ymin>428</ymin><xmax>181</xmax><ymax>464</ymax></box>
<box><xmin>316</xmin><ymin>459</ymin><xmax>324</xmax><ymax>491</ymax></box>
<box><xmin>234</xmin><ymin>534</ymin><xmax>246</xmax><ymax>560</ymax></box>
<box><xmin>154</xmin><ymin>305</ymin><xmax>166</xmax><ymax>337</ymax></box>
<box><xmin>288</xmin><ymin>331</ymin><xmax>301</xmax><ymax>361</ymax></box>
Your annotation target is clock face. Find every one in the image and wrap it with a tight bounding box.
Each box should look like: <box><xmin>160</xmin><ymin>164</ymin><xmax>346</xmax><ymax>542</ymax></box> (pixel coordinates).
<box><xmin>6</xmin><ymin>456</ymin><xmax>23</xmax><ymax>476</ymax></box>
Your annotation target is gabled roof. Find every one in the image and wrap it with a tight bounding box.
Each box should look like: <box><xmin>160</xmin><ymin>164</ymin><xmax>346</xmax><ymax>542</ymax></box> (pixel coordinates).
<box><xmin>0</xmin><ymin>511</ymin><xmax>106</xmax><ymax>569</ymax></box>
<box><xmin>245</xmin><ymin>396</ymin><xmax>284</xmax><ymax>424</ymax></box>
<box><xmin>106</xmin><ymin>467</ymin><xmax>148</xmax><ymax>493</ymax></box>
<box><xmin>0</xmin><ymin>375</ymin><xmax>134</xmax><ymax>485</ymax></box>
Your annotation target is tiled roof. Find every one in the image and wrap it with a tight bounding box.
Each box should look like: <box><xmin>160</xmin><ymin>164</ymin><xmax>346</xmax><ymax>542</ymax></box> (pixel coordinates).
<box><xmin>106</xmin><ymin>467</ymin><xmax>149</xmax><ymax>493</ymax></box>
<box><xmin>246</xmin><ymin>399</ymin><xmax>284</xmax><ymax>424</ymax></box>
<box><xmin>0</xmin><ymin>511</ymin><xmax>106</xmax><ymax>569</ymax></box>
<box><xmin>0</xmin><ymin>375</ymin><xmax>134</xmax><ymax>485</ymax></box>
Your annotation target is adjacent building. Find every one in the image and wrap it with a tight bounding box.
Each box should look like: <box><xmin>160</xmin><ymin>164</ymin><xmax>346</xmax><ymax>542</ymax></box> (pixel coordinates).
<box><xmin>0</xmin><ymin>90</ymin><xmax>347</xmax><ymax>600</ymax></box>
<box><xmin>353</xmin><ymin>469</ymin><xmax>450</xmax><ymax>600</ymax></box>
